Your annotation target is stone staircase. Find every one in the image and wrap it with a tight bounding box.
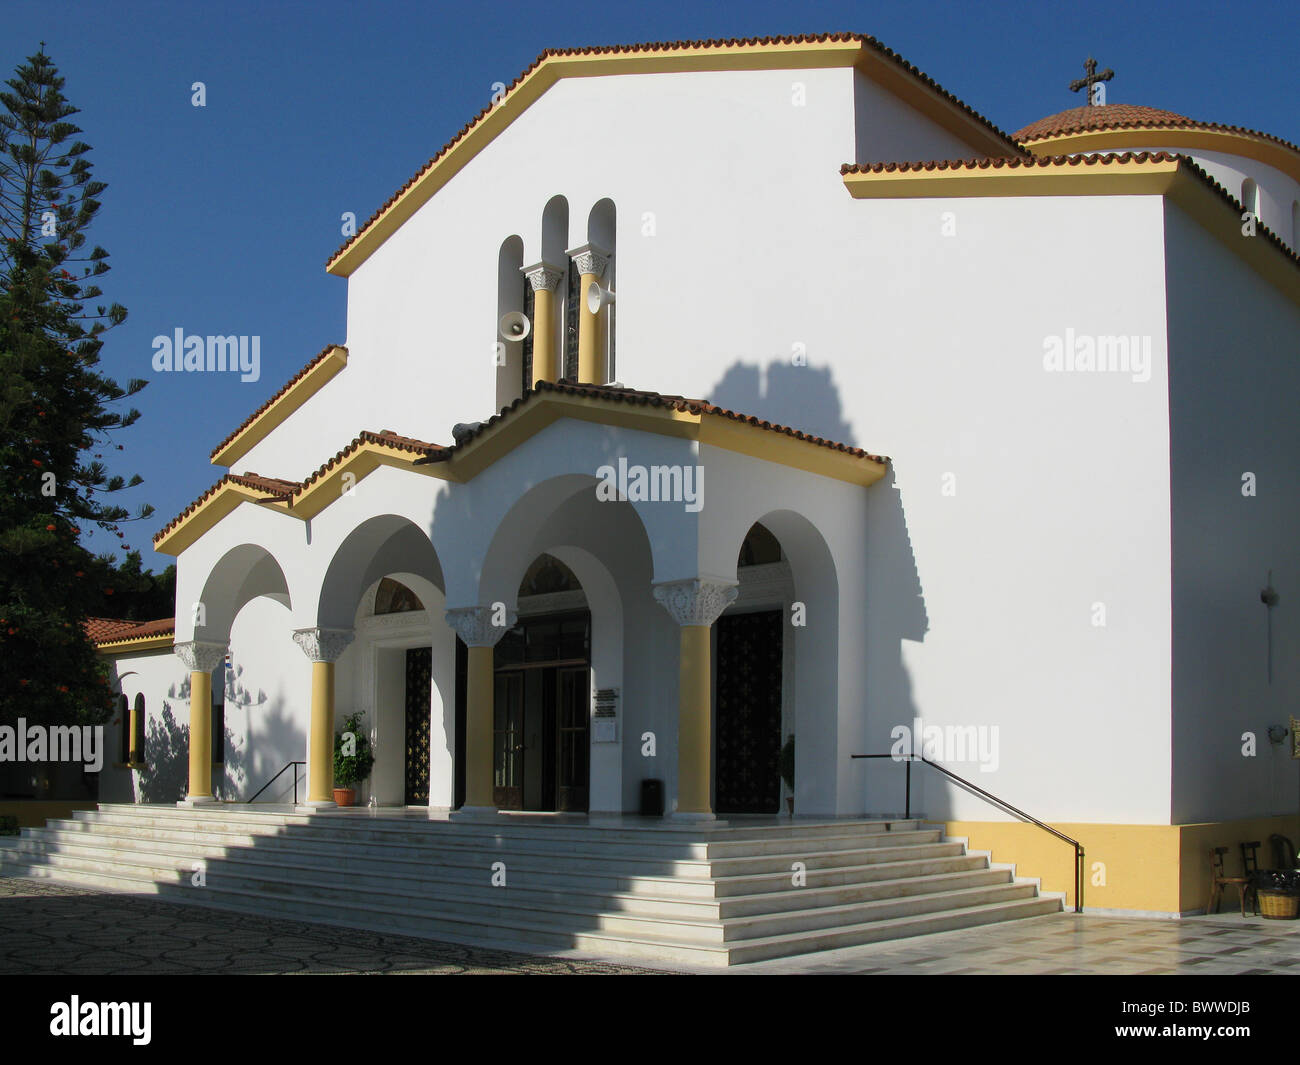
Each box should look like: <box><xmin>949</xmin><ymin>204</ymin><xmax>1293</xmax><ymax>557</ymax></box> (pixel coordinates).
<box><xmin>0</xmin><ymin>805</ymin><xmax>1062</xmax><ymax>966</ymax></box>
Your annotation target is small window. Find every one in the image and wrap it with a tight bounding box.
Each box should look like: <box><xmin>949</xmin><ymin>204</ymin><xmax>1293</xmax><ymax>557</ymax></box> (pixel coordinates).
<box><xmin>118</xmin><ymin>694</ymin><xmax>130</xmax><ymax>762</ymax></box>
<box><xmin>1241</xmin><ymin>178</ymin><xmax>1259</xmax><ymax>220</ymax></box>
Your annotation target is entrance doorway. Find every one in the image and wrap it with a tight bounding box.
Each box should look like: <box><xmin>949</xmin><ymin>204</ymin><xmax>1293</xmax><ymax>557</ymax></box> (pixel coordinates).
<box><xmin>492</xmin><ymin>612</ymin><xmax>591</xmax><ymax>811</ymax></box>
<box><xmin>715</xmin><ymin>609</ymin><xmax>784</xmax><ymax>814</ymax></box>
<box><xmin>404</xmin><ymin>647</ymin><xmax>432</xmax><ymax>804</ymax></box>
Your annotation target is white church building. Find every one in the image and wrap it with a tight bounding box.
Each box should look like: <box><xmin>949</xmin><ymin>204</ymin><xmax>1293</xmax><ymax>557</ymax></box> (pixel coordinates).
<box><xmin>87</xmin><ymin>34</ymin><xmax>1299</xmax><ymax>921</ymax></box>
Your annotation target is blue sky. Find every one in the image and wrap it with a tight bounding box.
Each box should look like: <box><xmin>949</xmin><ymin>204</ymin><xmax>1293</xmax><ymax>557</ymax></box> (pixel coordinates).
<box><xmin>4</xmin><ymin>0</ymin><xmax>1296</xmax><ymax>572</ymax></box>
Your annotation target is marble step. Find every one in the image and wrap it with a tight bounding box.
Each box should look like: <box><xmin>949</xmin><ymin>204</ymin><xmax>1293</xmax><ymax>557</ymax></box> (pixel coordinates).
<box><xmin>0</xmin><ymin>848</ymin><xmax>1049</xmax><ymax>956</ymax></box>
<box><xmin>4</xmin><ymin>834</ymin><xmax>1014</xmax><ymax>919</ymax></box>
<box><xmin>72</xmin><ymin>808</ymin><xmax>928</xmax><ymax>860</ymax></box>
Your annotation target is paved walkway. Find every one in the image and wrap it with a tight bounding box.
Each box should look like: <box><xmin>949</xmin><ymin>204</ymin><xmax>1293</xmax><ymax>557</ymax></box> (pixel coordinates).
<box><xmin>2</xmin><ymin>875</ymin><xmax>1296</xmax><ymax>974</ymax></box>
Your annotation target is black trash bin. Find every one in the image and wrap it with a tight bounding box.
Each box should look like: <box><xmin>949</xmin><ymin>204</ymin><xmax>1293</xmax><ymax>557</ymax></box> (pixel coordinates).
<box><xmin>640</xmin><ymin>779</ymin><xmax>664</xmax><ymax>817</ymax></box>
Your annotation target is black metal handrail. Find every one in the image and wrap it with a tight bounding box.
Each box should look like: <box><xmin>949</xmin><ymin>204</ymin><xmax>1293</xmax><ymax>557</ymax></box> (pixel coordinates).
<box><xmin>852</xmin><ymin>752</ymin><xmax>1084</xmax><ymax>913</ymax></box>
<box><xmin>247</xmin><ymin>761</ymin><xmax>306</xmax><ymax>805</ymax></box>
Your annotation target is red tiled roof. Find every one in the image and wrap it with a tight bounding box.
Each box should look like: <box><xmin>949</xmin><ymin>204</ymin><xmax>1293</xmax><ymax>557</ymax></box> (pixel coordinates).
<box><xmin>153</xmin><ymin>473</ymin><xmax>301</xmax><ymax>546</ymax></box>
<box><xmin>295</xmin><ymin>430</ymin><xmax>447</xmax><ymax>495</ymax></box>
<box><xmin>87</xmin><ymin>617</ymin><xmax>176</xmax><ymax>646</ymax></box>
<box><xmin>209</xmin><ymin>345</ymin><xmax>340</xmax><ymax>462</ymax></box>
<box><xmin>1013</xmin><ymin>104</ymin><xmax>1300</xmax><ymax>156</ymax></box>
<box><xmin>841</xmin><ymin>148</ymin><xmax>1186</xmax><ymax>175</ymax></box>
<box><xmin>428</xmin><ymin>381</ymin><xmax>890</xmax><ymax>464</ymax></box>
<box><xmin>327</xmin><ymin>33</ymin><xmax>1027</xmax><ymax>270</ymax></box>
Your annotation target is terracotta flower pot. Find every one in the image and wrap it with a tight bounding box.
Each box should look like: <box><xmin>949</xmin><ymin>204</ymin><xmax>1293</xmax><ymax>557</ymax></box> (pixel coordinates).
<box><xmin>333</xmin><ymin>788</ymin><xmax>356</xmax><ymax>807</ymax></box>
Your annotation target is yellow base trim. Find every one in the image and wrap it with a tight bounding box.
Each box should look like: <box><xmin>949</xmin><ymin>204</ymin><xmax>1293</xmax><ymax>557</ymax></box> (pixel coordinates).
<box><xmin>941</xmin><ymin>814</ymin><xmax>1300</xmax><ymax>913</ymax></box>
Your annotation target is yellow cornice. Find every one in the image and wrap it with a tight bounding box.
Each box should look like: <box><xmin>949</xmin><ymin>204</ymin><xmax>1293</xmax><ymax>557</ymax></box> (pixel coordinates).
<box><xmin>290</xmin><ymin>439</ymin><xmax>450</xmax><ymax>519</ymax></box>
<box><xmin>1022</xmin><ymin>127</ymin><xmax>1300</xmax><ymax>186</ymax></box>
<box><xmin>153</xmin><ymin>481</ymin><xmax>291</xmax><ymax>557</ymax></box>
<box><xmin>842</xmin><ymin>156</ymin><xmax>1182</xmax><ymax>199</ymax></box>
<box><xmin>842</xmin><ymin>158</ymin><xmax>1300</xmax><ymax>306</ymax></box>
<box><xmin>446</xmin><ymin>390</ymin><xmax>887</xmax><ymax>488</ymax></box>
<box><xmin>96</xmin><ymin>634</ymin><xmax>174</xmax><ymax>655</ymax></box>
<box><xmin>159</xmin><ymin>392</ymin><xmax>887</xmax><ymax>557</ymax></box>
<box><xmin>211</xmin><ymin>346</ymin><xmax>348</xmax><ymax>468</ymax></box>
<box><xmin>326</xmin><ymin>40</ymin><xmax>1014</xmax><ymax>278</ymax></box>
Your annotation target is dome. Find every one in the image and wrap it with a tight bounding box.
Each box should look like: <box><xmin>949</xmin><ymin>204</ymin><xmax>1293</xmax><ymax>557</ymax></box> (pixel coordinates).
<box><xmin>1014</xmin><ymin>104</ymin><xmax>1194</xmax><ymax>142</ymax></box>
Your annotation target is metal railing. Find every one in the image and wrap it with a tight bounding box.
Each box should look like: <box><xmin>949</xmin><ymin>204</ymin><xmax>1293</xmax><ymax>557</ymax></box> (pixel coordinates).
<box><xmin>247</xmin><ymin>761</ymin><xmax>306</xmax><ymax>805</ymax></box>
<box><xmin>852</xmin><ymin>752</ymin><xmax>1084</xmax><ymax>913</ymax></box>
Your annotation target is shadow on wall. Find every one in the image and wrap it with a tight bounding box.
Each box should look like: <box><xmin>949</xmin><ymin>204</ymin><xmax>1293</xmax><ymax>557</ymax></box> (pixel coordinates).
<box><xmin>713</xmin><ymin>359</ymin><xmax>932</xmax><ymax>814</ymax></box>
<box><xmin>710</xmin><ymin>360</ymin><xmax>856</xmax><ymax>448</ymax></box>
<box><xmin>138</xmin><ymin>683</ymin><xmax>250</xmax><ymax>804</ymax></box>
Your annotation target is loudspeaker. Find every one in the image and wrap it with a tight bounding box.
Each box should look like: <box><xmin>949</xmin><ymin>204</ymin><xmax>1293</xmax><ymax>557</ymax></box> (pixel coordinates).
<box><xmin>498</xmin><ymin>311</ymin><xmax>531</xmax><ymax>341</ymax></box>
<box><xmin>586</xmin><ymin>281</ymin><xmax>616</xmax><ymax>315</ymax></box>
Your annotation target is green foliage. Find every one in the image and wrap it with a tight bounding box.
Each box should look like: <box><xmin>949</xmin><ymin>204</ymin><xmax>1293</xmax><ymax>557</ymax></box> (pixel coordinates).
<box><xmin>0</xmin><ymin>48</ymin><xmax>151</xmax><ymax>729</ymax></box>
<box><xmin>779</xmin><ymin>734</ymin><xmax>795</xmax><ymax>789</ymax></box>
<box><xmin>333</xmin><ymin>712</ymin><xmax>375</xmax><ymax>789</ymax></box>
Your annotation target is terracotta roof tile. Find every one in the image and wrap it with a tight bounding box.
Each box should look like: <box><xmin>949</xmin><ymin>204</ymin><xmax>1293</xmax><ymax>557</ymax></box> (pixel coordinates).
<box><xmin>153</xmin><ymin>473</ymin><xmax>300</xmax><ymax>547</ymax></box>
<box><xmin>209</xmin><ymin>345</ymin><xmax>341</xmax><ymax>462</ymax></box>
<box><xmin>1013</xmin><ymin>104</ymin><xmax>1300</xmax><ymax>156</ymax></box>
<box><xmin>431</xmin><ymin>381</ymin><xmax>890</xmax><ymax>464</ymax></box>
<box><xmin>292</xmin><ymin>430</ymin><xmax>446</xmax><ymax>495</ymax></box>
<box><xmin>327</xmin><ymin>33</ymin><xmax>1026</xmax><ymax>270</ymax></box>
<box><xmin>87</xmin><ymin>616</ymin><xmax>176</xmax><ymax>646</ymax></box>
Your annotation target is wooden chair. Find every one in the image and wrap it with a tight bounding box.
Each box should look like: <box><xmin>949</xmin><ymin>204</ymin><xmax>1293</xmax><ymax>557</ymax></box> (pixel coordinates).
<box><xmin>1270</xmin><ymin>834</ymin><xmax>1297</xmax><ymax>871</ymax></box>
<box><xmin>1208</xmin><ymin>844</ymin><xmax>1260</xmax><ymax>916</ymax></box>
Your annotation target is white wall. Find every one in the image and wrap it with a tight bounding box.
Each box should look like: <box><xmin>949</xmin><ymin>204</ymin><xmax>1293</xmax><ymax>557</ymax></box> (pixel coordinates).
<box><xmin>1164</xmin><ymin>200</ymin><xmax>1300</xmax><ymax>824</ymax></box>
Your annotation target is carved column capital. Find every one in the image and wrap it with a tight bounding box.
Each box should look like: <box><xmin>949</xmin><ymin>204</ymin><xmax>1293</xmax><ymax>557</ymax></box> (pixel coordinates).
<box><xmin>521</xmin><ymin>260</ymin><xmax>564</xmax><ymax>292</ymax></box>
<box><xmin>566</xmin><ymin>242</ymin><xmax>609</xmax><ymax>279</ymax></box>
<box><xmin>292</xmin><ymin>627</ymin><xmax>355</xmax><ymax>663</ymax></box>
<box><xmin>174</xmin><ymin>640</ymin><xmax>227</xmax><ymax>673</ymax></box>
<box><xmin>445</xmin><ymin>605</ymin><xmax>517</xmax><ymax>647</ymax></box>
<box><xmin>653</xmin><ymin>578</ymin><xmax>739</xmax><ymax>628</ymax></box>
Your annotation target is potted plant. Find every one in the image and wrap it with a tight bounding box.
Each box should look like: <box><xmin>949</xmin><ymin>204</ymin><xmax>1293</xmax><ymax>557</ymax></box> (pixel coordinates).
<box><xmin>779</xmin><ymin>735</ymin><xmax>795</xmax><ymax>816</ymax></box>
<box><xmin>1256</xmin><ymin>869</ymin><xmax>1300</xmax><ymax>920</ymax></box>
<box><xmin>333</xmin><ymin>712</ymin><xmax>374</xmax><ymax>807</ymax></box>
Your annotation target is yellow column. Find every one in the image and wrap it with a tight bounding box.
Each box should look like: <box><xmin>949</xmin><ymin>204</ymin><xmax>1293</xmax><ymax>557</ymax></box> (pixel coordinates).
<box><xmin>292</xmin><ymin>627</ymin><xmax>355</xmax><ymax>808</ymax></box>
<box><xmin>174</xmin><ymin>640</ymin><xmax>225</xmax><ymax>805</ymax></box>
<box><xmin>464</xmin><ymin>645</ymin><xmax>495</xmax><ymax>808</ymax></box>
<box><xmin>308</xmin><ymin>661</ymin><xmax>335</xmax><ymax>804</ymax></box>
<box><xmin>653</xmin><ymin>578</ymin><xmax>738</xmax><ymax>820</ymax></box>
<box><xmin>567</xmin><ymin>244</ymin><xmax>609</xmax><ymax>384</ymax></box>
<box><xmin>445</xmin><ymin>605</ymin><xmax>516</xmax><ymax>815</ymax></box>
<box><xmin>676</xmin><ymin>625</ymin><xmax>713</xmax><ymax>815</ymax></box>
<box><xmin>127</xmin><ymin>701</ymin><xmax>140</xmax><ymax>765</ymax></box>
<box><xmin>522</xmin><ymin>262</ymin><xmax>562</xmax><ymax>387</ymax></box>
<box><xmin>188</xmin><ymin>670</ymin><xmax>212</xmax><ymax>799</ymax></box>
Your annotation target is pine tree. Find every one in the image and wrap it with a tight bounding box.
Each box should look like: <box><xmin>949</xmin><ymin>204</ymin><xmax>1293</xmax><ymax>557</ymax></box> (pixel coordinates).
<box><xmin>0</xmin><ymin>47</ymin><xmax>153</xmax><ymax>729</ymax></box>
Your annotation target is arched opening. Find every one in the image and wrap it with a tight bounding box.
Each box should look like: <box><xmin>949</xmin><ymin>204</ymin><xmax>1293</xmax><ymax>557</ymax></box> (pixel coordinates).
<box><xmin>320</xmin><ymin>515</ymin><xmax>450</xmax><ymax>809</ymax></box>
<box><xmin>117</xmin><ymin>693</ymin><xmax>130</xmax><ymax>763</ymax></box>
<box><xmin>496</xmin><ymin>234</ymin><xmax>528</xmax><ymax>410</ymax></box>
<box><xmin>1241</xmin><ymin>177</ymin><xmax>1259</xmax><ymax>220</ymax></box>
<box><xmin>132</xmin><ymin>693</ymin><xmax>146</xmax><ymax>764</ymax></box>
<box><xmin>492</xmin><ymin>553</ymin><xmax>592</xmax><ymax>811</ymax></box>
<box><xmin>587</xmin><ymin>198</ymin><xmax>616</xmax><ymax>382</ymax></box>
<box><xmin>712</xmin><ymin>522</ymin><xmax>793</xmax><ymax>814</ymax></box>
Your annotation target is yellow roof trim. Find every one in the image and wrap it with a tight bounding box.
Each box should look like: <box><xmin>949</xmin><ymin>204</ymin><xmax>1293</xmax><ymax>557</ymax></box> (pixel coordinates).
<box><xmin>842</xmin><ymin>157</ymin><xmax>1300</xmax><ymax>306</ymax></box>
<box><xmin>699</xmin><ymin>415</ymin><xmax>887</xmax><ymax>487</ymax></box>
<box><xmin>289</xmin><ymin>439</ymin><xmax>450</xmax><ymax>519</ymax></box>
<box><xmin>326</xmin><ymin>40</ymin><xmax>1012</xmax><ymax>278</ymax></box>
<box><xmin>96</xmin><ymin>634</ymin><xmax>175</xmax><ymax>654</ymax></box>
<box><xmin>842</xmin><ymin>156</ymin><xmax>1182</xmax><ymax>199</ymax></box>
<box><xmin>211</xmin><ymin>346</ymin><xmax>348</xmax><ymax>468</ymax></box>
<box><xmin>1022</xmin><ymin>127</ymin><xmax>1300</xmax><ymax>186</ymax></box>
<box><xmin>153</xmin><ymin>482</ymin><xmax>291</xmax><ymax>556</ymax></box>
